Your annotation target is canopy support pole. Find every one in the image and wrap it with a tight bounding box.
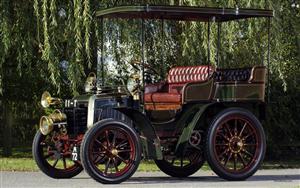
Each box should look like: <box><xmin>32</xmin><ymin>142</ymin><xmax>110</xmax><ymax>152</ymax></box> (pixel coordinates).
<box><xmin>141</xmin><ymin>18</ymin><xmax>145</xmax><ymax>111</ymax></box>
<box><xmin>217</xmin><ymin>22</ymin><xmax>221</xmax><ymax>68</ymax></box>
<box><xmin>207</xmin><ymin>20</ymin><xmax>210</xmax><ymax>65</ymax></box>
<box><xmin>207</xmin><ymin>20</ymin><xmax>211</xmax><ymax>76</ymax></box>
<box><xmin>267</xmin><ymin>17</ymin><xmax>271</xmax><ymax>103</ymax></box>
<box><xmin>141</xmin><ymin>19</ymin><xmax>145</xmax><ymax>88</ymax></box>
<box><xmin>161</xmin><ymin>19</ymin><xmax>165</xmax><ymax>79</ymax></box>
<box><xmin>100</xmin><ymin>17</ymin><xmax>104</xmax><ymax>86</ymax></box>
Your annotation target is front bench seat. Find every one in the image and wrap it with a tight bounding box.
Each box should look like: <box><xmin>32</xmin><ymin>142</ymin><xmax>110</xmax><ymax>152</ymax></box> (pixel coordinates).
<box><xmin>144</xmin><ymin>65</ymin><xmax>214</xmax><ymax>110</ymax></box>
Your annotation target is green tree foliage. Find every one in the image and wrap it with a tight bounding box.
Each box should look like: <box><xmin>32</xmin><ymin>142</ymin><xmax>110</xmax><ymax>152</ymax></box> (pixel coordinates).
<box><xmin>0</xmin><ymin>0</ymin><xmax>299</xmax><ymax>158</ymax></box>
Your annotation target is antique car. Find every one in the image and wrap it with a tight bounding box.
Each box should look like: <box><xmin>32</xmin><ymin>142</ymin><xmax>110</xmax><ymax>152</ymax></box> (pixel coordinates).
<box><xmin>32</xmin><ymin>5</ymin><xmax>273</xmax><ymax>184</ymax></box>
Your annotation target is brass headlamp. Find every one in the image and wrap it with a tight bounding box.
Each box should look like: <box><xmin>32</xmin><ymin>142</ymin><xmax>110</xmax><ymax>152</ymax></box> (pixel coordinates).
<box><xmin>41</xmin><ymin>91</ymin><xmax>63</xmax><ymax>108</ymax></box>
<box><xmin>84</xmin><ymin>72</ymin><xmax>97</xmax><ymax>93</ymax></box>
<box><xmin>39</xmin><ymin>109</ymin><xmax>67</xmax><ymax>135</ymax></box>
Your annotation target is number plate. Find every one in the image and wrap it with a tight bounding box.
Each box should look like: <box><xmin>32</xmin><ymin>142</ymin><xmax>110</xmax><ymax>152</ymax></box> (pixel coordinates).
<box><xmin>71</xmin><ymin>146</ymin><xmax>80</xmax><ymax>161</ymax></box>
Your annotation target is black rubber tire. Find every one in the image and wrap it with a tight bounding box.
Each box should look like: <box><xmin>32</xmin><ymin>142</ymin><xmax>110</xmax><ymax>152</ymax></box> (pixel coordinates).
<box><xmin>154</xmin><ymin>154</ymin><xmax>205</xmax><ymax>177</ymax></box>
<box><xmin>32</xmin><ymin>131</ymin><xmax>83</xmax><ymax>179</ymax></box>
<box><xmin>205</xmin><ymin>107</ymin><xmax>266</xmax><ymax>181</ymax></box>
<box><xmin>80</xmin><ymin>119</ymin><xmax>141</xmax><ymax>184</ymax></box>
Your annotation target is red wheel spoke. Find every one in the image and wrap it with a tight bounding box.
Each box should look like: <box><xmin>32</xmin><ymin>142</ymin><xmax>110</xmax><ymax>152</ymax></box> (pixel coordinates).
<box><xmin>52</xmin><ymin>159</ymin><xmax>59</xmax><ymax>167</ymax></box>
<box><xmin>218</xmin><ymin>149</ymin><xmax>229</xmax><ymax>159</ymax></box>
<box><xmin>112</xmin><ymin>130</ymin><xmax>118</xmax><ymax>147</ymax></box>
<box><xmin>233</xmin><ymin>154</ymin><xmax>237</xmax><ymax>170</ymax></box>
<box><xmin>239</xmin><ymin>123</ymin><xmax>247</xmax><ymax>137</ymax></box>
<box><xmin>243</xmin><ymin>131</ymin><xmax>255</xmax><ymax>140</ymax></box>
<box><xmin>238</xmin><ymin>153</ymin><xmax>247</xmax><ymax>167</ymax></box>
<box><xmin>180</xmin><ymin>156</ymin><xmax>184</xmax><ymax>167</ymax></box>
<box><xmin>224</xmin><ymin>152</ymin><xmax>232</xmax><ymax>167</ymax></box>
<box><xmin>244</xmin><ymin>143</ymin><xmax>257</xmax><ymax>147</ymax></box>
<box><xmin>93</xmin><ymin>154</ymin><xmax>105</xmax><ymax>163</ymax></box>
<box><xmin>116</xmin><ymin>155</ymin><xmax>129</xmax><ymax>164</ymax></box>
<box><xmin>218</xmin><ymin>132</ymin><xmax>230</xmax><ymax>141</ymax></box>
<box><xmin>92</xmin><ymin>151</ymin><xmax>106</xmax><ymax>155</ymax></box>
<box><xmin>224</xmin><ymin>123</ymin><xmax>233</xmax><ymax>137</ymax></box>
<box><xmin>117</xmin><ymin>149</ymin><xmax>132</xmax><ymax>153</ymax></box>
<box><xmin>105</xmin><ymin>130</ymin><xmax>110</xmax><ymax>148</ymax></box>
<box><xmin>104</xmin><ymin>158</ymin><xmax>111</xmax><ymax>174</ymax></box>
<box><xmin>93</xmin><ymin>155</ymin><xmax>101</xmax><ymax>163</ymax></box>
<box><xmin>234</xmin><ymin>119</ymin><xmax>238</xmax><ymax>136</ymax></box>
<box><xmin>95</xmin><ymin>139</ymin><xmax>108</xmax><ymax>151</ymax></box>
<box><xmin>116</xmin><ymin>140</ymin><xmax>128</xmax><ymax>149</ymax></box>
<box><xmin>242</xmin><ymin>149</ymin><xmax>254</xmax><ymax>157</ymax></box>
<box><xmin>62</xmin><ymin>157</ymin><xmax>67</xmax><ymax>169</ymax></box>
<box><xmin>113</xmin><ymin>158</ymin><xmax>119</xmax><ymax>172</ymax></box>
<box><xmin>216</xmin><ymin>143</ymin><xmax>229</xmax><ymax>146</ymax></box>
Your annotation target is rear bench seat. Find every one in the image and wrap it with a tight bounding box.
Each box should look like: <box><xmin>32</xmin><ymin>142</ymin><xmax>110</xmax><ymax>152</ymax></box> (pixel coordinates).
<box><xmin>214</xmin><ymin>68</ymin><xmax>251</xmax><ymax>82</ymax></box>
<box><xmin>214</xmin><ymin>66</ymin><xmax>266</xmax><ymax>83</ymax></box>
<box><xmin>144</xmin><ymin>65</ymin><xmax>214</xmax><ymax>110</ymax></box>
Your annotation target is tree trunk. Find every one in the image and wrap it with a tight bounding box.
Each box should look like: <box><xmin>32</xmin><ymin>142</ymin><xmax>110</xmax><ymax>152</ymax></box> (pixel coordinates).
<box><xmin>3</xmin><ymin>101</ymin><xmax>12</xmax><ymax>157</ymax></box>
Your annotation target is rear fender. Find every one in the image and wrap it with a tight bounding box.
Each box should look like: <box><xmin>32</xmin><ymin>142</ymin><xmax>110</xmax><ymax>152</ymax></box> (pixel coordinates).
<box><xmin>175</xmin><ymin>103</ymin><xmax>215</xmax><ymax>154</ymax></box>
<box><xmin>114</xmin><ymin>107</ymin><xmax>163</xmax><ymax>160</ymax></box>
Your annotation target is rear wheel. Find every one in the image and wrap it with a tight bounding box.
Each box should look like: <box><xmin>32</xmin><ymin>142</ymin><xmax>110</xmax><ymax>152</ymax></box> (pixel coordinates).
<box><xmin>206</xmin><ymin>108</ymin><xmax>266</xmax><ymax>181</ymax></box>
<box><xmin>154</xmin><ymin>147</ymin><xmax>204</xmax><ymax>177</ymax></box>
<box><xmin>80</xmin><ymin>119</ymin><xmax>141</xmax><ymax>184</ymax></box>
<box><xmin>32</xmin><ymin>131</ymin><xmax>83</xmax><ymax>179</ymax></box>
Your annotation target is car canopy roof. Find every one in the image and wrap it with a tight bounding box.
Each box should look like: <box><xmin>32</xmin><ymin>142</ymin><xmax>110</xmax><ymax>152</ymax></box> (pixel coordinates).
<box><xmin>96</xmin><ymin>5</ymin><xmax>273</xmax><ymax>22</ymax></box>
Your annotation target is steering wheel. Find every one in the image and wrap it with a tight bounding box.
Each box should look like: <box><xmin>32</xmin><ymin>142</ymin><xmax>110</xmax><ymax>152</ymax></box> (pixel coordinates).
<box><xmin>130</xmin><ymin>60</ymin><xmax>160</xmax><ymax>76</ymax></box>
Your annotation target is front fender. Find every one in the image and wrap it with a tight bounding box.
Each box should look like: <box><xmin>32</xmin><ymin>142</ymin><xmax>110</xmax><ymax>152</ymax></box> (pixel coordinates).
<box><xmin>114</xmin><ymin>107</ymin><xmax>163</xmax><ymax>160</ymax></box>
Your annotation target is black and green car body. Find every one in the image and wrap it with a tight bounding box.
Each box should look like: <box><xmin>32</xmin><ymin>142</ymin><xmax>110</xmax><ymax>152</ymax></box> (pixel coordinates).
<box><xmin>32</xmin><ymin>5</ymin><xmax>273</xmax><ymax>184</ymax></box>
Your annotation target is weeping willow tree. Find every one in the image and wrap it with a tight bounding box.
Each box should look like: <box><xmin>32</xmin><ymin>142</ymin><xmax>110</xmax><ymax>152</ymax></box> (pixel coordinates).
<box><xmin>0</xmin><ymin>0</ymin><xmax>299</xmax><ymax>158</ymax></box>
<box><xmin>0</xmin><ymin>0</ymin><xmax>98</xmax><ymax>155</ymax></box>
<box><xmin>0</xmin><ymin>0</ymin><xmax>299</xmax><ymax>95</ymax></box>
<box><xmin>34</xmin><ymin>0</ymin><xmax>96</xmax><ymax>94</ymax></box>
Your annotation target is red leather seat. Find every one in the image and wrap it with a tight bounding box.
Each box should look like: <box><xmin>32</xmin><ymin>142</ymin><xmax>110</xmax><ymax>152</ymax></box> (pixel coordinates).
<box><xmin>144</xmin><ymin>65</ymin><xmax>214</xmax><ymax>110</ymax></box>
<box><xmin>144</xmin><ymin>93</ymin><xmax>181</xmax><ymax>103</ymax></box>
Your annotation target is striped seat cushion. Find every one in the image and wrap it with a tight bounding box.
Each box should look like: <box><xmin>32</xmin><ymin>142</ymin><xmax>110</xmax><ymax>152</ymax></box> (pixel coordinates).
<box><xmin>167</xmin><ymin>65</ymin><xmax>214</xmax><ymax>84</ymax></box>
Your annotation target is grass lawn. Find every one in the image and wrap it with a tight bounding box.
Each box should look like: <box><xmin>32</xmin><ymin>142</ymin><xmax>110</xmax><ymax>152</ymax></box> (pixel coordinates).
<box><xmin>1</xmin><ymin>157</ymin><xmax>300</xmax><ymax>172</ymax></box>
<box><xmin>0</xmin><ymin>158</ymin><xmax>164</xmax><ymax>172</ymax></box>
<box><xmin>1</xmin><ymin>148</ymin><xmax>300</xmax><ymax>172</ymax></box>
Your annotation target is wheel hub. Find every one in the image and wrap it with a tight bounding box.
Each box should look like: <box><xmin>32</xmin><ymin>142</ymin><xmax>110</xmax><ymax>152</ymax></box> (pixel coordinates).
<box><xmin>229</xmin><ymin>136</ymin><xmax>244</xmax><ymax>153</ymax></box>
<box><xmin>111</xmin><ymin>148</ymin><xmax>118</xmax><ymax>156</ymax></box>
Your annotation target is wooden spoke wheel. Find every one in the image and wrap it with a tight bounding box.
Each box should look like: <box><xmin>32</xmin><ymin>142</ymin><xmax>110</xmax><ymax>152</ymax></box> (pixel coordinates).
<box><xmin>155</xmin><ymin>147</ymin><xmax>205</xmax><ymax>177</ymax></box>
<box><xmin>81</xmin><ymin>120</ymin><xmax>141</xmax><ymax>184</ymax></box>
<box><xmin>206</xmin><ymin>108</ymin><xmax>266</xmax><ymax>181</ymax></box>
<box><xmin>32</xmin><ymin>131</ymin><xmax>83</xmax><ymax>179</ymax></box>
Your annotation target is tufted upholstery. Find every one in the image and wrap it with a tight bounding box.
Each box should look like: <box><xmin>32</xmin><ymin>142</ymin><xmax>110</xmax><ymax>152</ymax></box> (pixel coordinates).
<box><xmin>144</xmin><ymin>65</ymin><xmax>214</xmax><ymax>107</ymax></box>
<box><xmin>214</xmin><ymin>68</ymin><xmax>251</xmax><ymax>82</ymax></box>
<box><xmin>168</xmin><ymin>66</ymin><xmax>214</xmax><ymax>84</ymax></box>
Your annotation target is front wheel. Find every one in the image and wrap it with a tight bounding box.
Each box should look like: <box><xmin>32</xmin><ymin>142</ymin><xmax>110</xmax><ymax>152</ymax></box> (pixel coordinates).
<box><xmin>80</xmin><ymin>119</ymin><xmax>141</xmax><ymax>184</ymax></box>
<box><xmin>206</xmin><ymin>108</ymin><xmax>266</xmax><ymax>181</ymax></box>
<box><xmin>32</xmin><ymin>131</ymin><xmax>83</xmax><ymax>179</ymax></box>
